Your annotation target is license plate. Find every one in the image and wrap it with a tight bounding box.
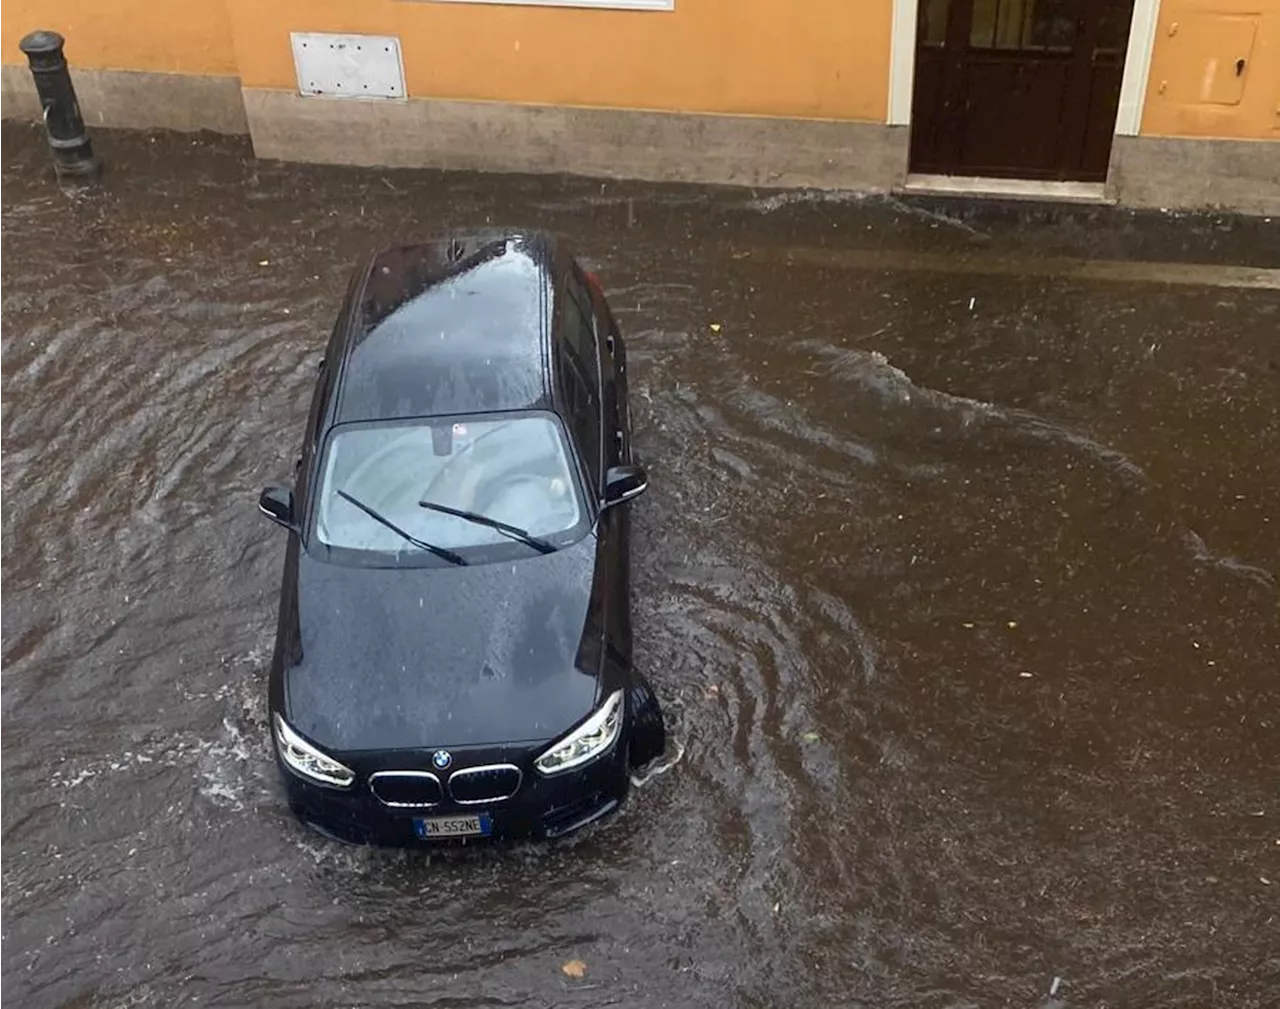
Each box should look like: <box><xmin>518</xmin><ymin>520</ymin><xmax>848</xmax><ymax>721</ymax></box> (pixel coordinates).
<box><xmin>413</xmin><ymin>813</ymin><xmax>493</xmax><ymax>839</ymax></box>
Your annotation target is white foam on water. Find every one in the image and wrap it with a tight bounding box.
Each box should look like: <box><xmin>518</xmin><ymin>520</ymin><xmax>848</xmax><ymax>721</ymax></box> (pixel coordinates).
<box><xmin>630</xmin><ymin>735</ymin><xmax>687</xmax><ymax>789</ymax></box>
<box><xmin>742</xmin><ymin>189</ymin><xmax>869</xmax><ymax>213</ymax></box>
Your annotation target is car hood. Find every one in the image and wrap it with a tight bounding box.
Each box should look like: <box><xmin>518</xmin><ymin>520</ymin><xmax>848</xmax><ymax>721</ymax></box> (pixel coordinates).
<box><xmin>284</xmin><ymin>534</ymin><xmax>602</xmax><ymax>752</ymax></box>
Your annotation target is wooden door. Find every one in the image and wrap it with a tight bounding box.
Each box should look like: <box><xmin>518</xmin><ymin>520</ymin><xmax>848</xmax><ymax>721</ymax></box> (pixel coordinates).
<box><xmin>909</xmin><ymin>0</ymin><xmax>1135</xmax><ymax>181</ymax></box>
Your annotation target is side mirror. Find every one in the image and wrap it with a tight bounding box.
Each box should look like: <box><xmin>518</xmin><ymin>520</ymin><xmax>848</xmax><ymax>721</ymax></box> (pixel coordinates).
<box><xmin>603</xmin><ymin>465</ymin><xmax>647</xmax><ymax>508</ymax></box>
<box><xmin>258</xmin><ymin>485</ymin><xmax>296</xmax><ymax>530</ymax></box>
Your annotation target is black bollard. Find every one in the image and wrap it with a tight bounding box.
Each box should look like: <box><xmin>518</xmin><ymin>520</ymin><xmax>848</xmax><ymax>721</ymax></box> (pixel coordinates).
<box><xmin>19</xmin><ymin>30</ymin><xmax>101</xmax><ymax>182</ymax></box>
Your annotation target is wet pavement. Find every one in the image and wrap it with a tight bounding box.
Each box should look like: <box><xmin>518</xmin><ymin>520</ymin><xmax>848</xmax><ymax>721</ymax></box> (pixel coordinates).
<box><xmin>2</xmin><ymin>123</ymin><xmax>1278</xmax><ymax>1009</ymax></box>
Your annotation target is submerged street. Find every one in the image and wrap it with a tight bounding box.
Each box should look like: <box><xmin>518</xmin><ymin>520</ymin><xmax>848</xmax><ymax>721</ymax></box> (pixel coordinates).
<box><xmin>2</xmin><ymin>123</ymin><xmax>1278</xmax><ymax>1008</ymax></box>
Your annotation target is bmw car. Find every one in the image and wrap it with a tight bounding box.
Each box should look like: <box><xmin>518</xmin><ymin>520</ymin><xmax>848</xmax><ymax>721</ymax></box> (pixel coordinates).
<box><xmin>257</xmin><ymin>231</ymin><xmax>664</xmax><ymax>844</ymax></box>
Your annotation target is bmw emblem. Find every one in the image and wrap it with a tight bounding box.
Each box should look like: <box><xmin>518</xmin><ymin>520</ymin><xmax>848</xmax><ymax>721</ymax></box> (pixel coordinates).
<box><xmin>432</xmin><ymin>750</ymin><xmax>453</xmax><ymax>771</ymax></box>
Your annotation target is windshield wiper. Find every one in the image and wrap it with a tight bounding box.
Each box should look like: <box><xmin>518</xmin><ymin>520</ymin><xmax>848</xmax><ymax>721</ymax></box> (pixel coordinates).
<box><xmin>417</xmin><ymin>499</ymin><xmax>556</xmax><ymax>555</ymax></box>
<box><xmin>336</xmin><ymin>490</ymin><xmax>466</xmax><ymax>565</ymax></box>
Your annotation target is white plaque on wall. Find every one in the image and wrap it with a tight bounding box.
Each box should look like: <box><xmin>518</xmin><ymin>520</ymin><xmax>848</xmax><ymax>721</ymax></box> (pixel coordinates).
<box><xmin>290</xmin><ymin>33</ymin><xmax>406</xmax><ymax>100</ymax></box>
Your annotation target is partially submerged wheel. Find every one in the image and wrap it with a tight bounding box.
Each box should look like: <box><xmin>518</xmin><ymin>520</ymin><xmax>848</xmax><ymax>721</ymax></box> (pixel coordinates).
<box><xmin>627</xmin><ymin>674</ymin><xmax>665</xmax><ymax>769</ymax></box>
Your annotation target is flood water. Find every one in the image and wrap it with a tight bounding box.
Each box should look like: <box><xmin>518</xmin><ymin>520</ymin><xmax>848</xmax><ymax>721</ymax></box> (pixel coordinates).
<box><xmin>3</xmin><ymin>124</ymin><xmax>1278</xmax><ymax>1009</ymax></box>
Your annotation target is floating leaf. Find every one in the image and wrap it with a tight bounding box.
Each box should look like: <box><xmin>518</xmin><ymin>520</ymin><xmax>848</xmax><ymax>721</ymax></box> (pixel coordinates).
<box><xmin>801</xmin><ymin>731</ymin><xmax>820</xmax><ymax>743</ymax></box>
<box><xmin>709</xmin><ymin>323</ymin><xmax>722</xmax><ymax>333</ymax></box>
<box><xmin>561</xmin><ymin>959</ymin><xmax>587</xmax><ymax>979</ymax></box>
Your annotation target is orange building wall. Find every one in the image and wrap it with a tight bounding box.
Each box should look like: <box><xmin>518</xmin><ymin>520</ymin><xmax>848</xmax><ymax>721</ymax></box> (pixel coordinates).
<box><xmin>5</xmin><ymin>0</ymin><xmax>1279</xmax><ymax>140</ymax></box>
<box><xmin>1143</xmin><ymin>0</ymin><xmax>1280</xmax><ymax>138</ymax></box>
<box><xmin>1</xmin><ymin>1</ymin><xmax>237</xmax><ymax>76</ymax></box>
<box><xmin>221</xmin><ymin>0</ymin><xmax>893</xmax><ymax>121</ymax></box>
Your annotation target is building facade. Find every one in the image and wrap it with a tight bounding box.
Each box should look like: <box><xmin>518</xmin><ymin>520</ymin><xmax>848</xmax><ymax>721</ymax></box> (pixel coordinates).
<box><xmin>3</xmin><ymin>1</ymin><xmax>1278</xmax><ymax>213</ymax></box>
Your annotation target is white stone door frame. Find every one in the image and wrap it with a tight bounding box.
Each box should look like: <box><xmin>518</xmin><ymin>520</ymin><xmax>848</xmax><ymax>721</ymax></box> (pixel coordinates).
<box><xmin>887</xmin><ymin>0</ymin><xmax>1163</xmax><ymax>137</ymax></box>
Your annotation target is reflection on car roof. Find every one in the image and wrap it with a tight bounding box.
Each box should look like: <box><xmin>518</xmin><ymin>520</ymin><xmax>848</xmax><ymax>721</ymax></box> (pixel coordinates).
<box><xmin>335</xmin><ymin>234</ymin><xmax>555</xmax><ymax>423</ymax></box>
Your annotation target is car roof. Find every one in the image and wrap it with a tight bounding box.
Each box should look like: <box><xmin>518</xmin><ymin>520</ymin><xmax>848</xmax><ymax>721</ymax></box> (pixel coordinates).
<box><xmin>331</xmin><ymin>231</ymin><xmax>560</xmax><ymax>424</ymax></box>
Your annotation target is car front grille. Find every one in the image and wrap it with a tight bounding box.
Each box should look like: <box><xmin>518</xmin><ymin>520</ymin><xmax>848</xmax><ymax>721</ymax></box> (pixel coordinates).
<box><xmin>369</xmin><ymin>771</ymin><xmax>443</xmax><ymax>808</ymax></box>
<box><xmin>448</xmin><ymin>764</ymin><xmax>522</xmax><ymax>804</ymax></box>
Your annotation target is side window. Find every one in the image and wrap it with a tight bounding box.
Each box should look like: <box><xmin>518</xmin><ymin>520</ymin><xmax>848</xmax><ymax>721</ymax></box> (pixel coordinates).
<box><xmin>558</xmin><ymin>286</ymin><xmax>602</xmax><ymax>489</ymax></box>
<box><xmin>563</xmin><ymin>281</ymin><xmax>600</xmax><ymax>399</ymax></box>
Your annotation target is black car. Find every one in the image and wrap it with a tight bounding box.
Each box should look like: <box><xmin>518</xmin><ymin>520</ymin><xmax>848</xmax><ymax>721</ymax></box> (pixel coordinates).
<box><xmin>257</xmin><ymin>231</ymin><xmax>664</xmax><ymax>844</ymax></box>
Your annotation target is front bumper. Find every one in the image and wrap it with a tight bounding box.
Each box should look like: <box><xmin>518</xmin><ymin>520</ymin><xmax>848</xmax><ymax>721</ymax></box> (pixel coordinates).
<box><xmin>278</xmin><ymin>734</ymin><xmax>631</xmax><ymax>846</ymax></box>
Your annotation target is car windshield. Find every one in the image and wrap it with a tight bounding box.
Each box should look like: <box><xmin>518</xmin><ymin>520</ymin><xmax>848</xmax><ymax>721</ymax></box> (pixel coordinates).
<box><xmin>312</xmin><ymin>412</ymin><xmax>586</xmax><ymax>564</ymax></box>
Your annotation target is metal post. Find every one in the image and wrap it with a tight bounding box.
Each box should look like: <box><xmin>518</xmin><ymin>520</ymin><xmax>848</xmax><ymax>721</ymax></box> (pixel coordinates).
<box><xmin>18</xmin><ymin>30</ymin><xmax>101</xmax><ymax>182</ymax></box>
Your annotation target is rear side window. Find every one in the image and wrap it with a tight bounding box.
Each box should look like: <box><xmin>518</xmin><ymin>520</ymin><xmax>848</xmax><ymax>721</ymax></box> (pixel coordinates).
<box><xmin>558</xmin><ymin>286</ymin><xmax>601</xmax><ymax>489</ymax></box>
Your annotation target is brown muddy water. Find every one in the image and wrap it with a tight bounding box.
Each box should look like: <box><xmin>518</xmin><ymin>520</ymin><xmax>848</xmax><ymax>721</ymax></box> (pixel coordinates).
<box><xmin>2</xmin><ymin>124</ymin><xmax>1278</xmax><ymax>1009</ymax></box>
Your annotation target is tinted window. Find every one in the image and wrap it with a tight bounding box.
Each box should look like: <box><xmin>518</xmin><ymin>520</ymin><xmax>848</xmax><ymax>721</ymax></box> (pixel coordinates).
<box><xmin>559</xmin><ymin>287</ymin><xmax>602</xmax><ymax>488</ymax></box>
<box><xmin>564</xmin><ymin>282</ymin><xmax>600</xmax><ymax>396</ymax></box>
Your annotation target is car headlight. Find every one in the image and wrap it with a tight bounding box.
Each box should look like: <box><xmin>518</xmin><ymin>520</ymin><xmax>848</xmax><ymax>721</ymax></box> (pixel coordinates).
<box><xmin>535</xmin><ymin>690</ymin><xmax>625</xmax><ymax>775</ymax></box>
<box><xmin>273</xmin><ymin>713</ymin><xmax>355</xmax><ymax>788</ymax></box>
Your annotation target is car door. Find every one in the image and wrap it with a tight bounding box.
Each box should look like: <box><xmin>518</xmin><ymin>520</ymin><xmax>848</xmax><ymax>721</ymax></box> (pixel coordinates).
<box><xmin>574</xmin><ymin>263</ymin><xmax>630</xmax><ymax>467</ymax></box>
<box><xmin>557</xmin><ymin>268</ymin><xmax>633</xmax><ymax>659</ymax></box>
